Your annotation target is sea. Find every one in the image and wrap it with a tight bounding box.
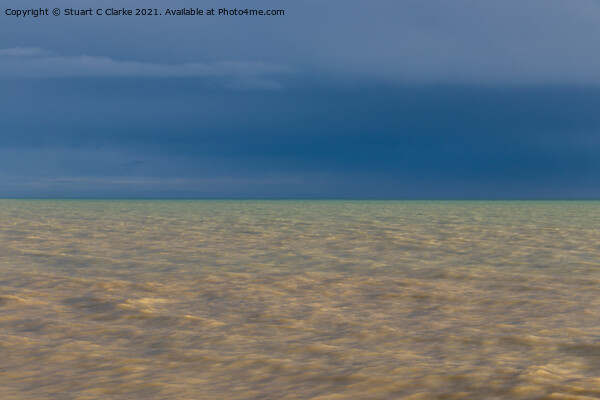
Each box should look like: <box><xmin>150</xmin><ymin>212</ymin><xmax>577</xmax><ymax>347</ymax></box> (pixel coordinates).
<box><xmin>0</xmin><ymin>200</ymin><xmax>599</xmax><ymax>399</ymax></box>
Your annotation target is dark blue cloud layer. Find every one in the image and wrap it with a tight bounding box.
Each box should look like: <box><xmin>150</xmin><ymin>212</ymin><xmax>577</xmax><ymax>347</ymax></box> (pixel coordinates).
<box><xmin>2</xmin><ymin>78</ymin><xmax>599</xmax><ymax>198</ymax></box>
<box><xmin>1</xmin><ymin>1</ymin><xmax>600</xmax><ymax>197</ymax></box>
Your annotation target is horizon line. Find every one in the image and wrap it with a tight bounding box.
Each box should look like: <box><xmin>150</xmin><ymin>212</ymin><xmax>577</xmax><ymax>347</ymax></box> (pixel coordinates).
<box><xmin>1</xmin><ymin>197</ymin><xmax>599</xmax><ymax>201</ymax></box>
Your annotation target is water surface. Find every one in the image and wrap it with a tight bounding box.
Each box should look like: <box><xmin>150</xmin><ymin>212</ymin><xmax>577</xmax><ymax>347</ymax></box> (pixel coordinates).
<box><xmin>1</xmin><ymin>200</ymin><xmax>599</xmax><ymax>399</ymax></box>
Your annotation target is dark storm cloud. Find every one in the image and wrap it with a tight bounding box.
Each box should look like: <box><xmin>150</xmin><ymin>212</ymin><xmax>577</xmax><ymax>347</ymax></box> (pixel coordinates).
<box><xmin>1</xmin><ymin>1</ymin><xmax>600</xmax><ymax>197</ymax></box>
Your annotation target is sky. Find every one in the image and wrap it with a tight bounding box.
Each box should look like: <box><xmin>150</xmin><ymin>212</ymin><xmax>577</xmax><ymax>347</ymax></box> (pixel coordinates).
<box><xmin>1</xmin><ymin>0</ymin><xmax>600</xmax><ymax>198</ymax></box>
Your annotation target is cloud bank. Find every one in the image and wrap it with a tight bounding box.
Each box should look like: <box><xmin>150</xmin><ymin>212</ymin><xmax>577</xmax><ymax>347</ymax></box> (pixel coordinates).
<box><xmin>0</xmin><ymin>47</ymin><xmax>293</xmax><ymax>89</ymax></box>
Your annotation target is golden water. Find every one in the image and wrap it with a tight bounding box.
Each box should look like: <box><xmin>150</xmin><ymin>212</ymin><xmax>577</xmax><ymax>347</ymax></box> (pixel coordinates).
<box><xmin>1</xmin><ymin>200</ymin><xmax>599</xmax><ymax>399</ymax></box>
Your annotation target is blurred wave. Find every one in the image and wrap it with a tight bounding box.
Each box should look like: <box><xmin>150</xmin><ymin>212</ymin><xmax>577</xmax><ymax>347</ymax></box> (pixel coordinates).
<box><xmin>0</xmin><ymin>200</ymin><xmax>599</xmax><ymax>399</ymax></box>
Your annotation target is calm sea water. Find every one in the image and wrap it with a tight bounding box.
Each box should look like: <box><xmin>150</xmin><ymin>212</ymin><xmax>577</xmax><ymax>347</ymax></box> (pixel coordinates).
<box><xmin>1</xmin><ymin>200</ymin><xmax>599</xmax><ymax>399</ymax></box>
